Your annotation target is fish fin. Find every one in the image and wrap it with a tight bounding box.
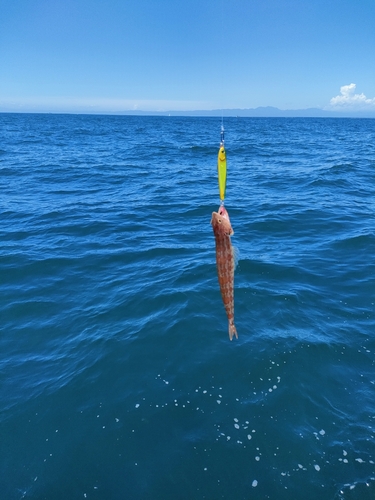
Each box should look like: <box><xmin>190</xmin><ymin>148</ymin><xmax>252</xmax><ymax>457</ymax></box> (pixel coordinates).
<box><xmin>232</xmin><ymin>245</ymin><xmax>240</xmax><ymax>270</ymax></box>
<box><xmin>229</xmin><ymin>321</ymin><xmax>238</xmax><ymax>341</ymax></box>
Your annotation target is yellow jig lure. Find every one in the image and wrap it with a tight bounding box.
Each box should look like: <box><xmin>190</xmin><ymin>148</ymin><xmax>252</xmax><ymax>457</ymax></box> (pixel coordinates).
<box><xmin>217</xmin><ymin>125</ymin><xmax>227</xmax><ymax>202</ymax></box>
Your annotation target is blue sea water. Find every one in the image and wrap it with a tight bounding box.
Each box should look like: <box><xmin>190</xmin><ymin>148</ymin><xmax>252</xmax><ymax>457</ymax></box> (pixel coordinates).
<box><xmin>0</xmin><ymin>113</ymin><xmax>375</xmax><ymax>499</ymax></box>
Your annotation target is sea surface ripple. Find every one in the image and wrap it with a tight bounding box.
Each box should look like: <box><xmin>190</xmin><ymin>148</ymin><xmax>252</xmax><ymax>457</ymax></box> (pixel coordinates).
<box><xmin>1</xmin><ymin>114</ymin><xmax>375</xmax><ymax>499</ymax></box>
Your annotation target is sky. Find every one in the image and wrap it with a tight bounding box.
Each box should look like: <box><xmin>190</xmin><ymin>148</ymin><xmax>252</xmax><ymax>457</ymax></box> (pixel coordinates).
<box><xmin>1</xmin><ymin>0</ymin><xmax>375</xmax><ymax>114</ymax></box>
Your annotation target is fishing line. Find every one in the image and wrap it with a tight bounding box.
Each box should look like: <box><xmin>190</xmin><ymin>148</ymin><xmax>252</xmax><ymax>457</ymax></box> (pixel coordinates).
<box><xmin>217</xmin><ymin>0</ymin><xmax>227</xmax><ymax>207</ymax></box>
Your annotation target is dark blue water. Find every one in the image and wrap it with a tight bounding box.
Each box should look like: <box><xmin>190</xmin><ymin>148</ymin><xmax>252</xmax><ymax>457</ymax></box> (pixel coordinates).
<box><xmin>1</xmin><ymin>114</ymin><xmax>375</xmax><ymax>499</ymax></box>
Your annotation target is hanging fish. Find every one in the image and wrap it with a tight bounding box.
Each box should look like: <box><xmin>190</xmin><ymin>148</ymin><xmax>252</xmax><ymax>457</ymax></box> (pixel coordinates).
<box><xmin>211</xmin><ymin>205</ymin><xmax>238</xmax><ymax>340</ymax></box>
<box><xmin>217</xmin><ymin>144</ymin><xmax>227</xmax><ymax>202</ymax></box>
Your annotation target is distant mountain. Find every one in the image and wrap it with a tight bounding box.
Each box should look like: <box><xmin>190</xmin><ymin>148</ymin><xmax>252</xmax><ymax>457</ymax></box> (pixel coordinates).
<box><xmin>2</xmin><ymin>106</ymin><xmax>374</xmax><ymax>118</ymax></box>
<box><xmin>119</xmin><ymin>106</ymin><xmax>375</xmax><ymax>118</ymax></box>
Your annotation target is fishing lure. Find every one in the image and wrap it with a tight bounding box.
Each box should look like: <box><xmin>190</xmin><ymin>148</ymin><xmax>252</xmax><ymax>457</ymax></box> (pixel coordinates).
<box><xmin>217</xmin><ymin>125</ymin><xmax>226</xmax><ymax>202</ymax></box>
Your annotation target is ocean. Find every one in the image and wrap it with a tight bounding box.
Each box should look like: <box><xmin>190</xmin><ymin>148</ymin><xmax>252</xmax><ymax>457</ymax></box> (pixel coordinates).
<box><xmin>0</xmin><ymin>113</ymin><xmax>374</xmax><ymax>499</ymax></box>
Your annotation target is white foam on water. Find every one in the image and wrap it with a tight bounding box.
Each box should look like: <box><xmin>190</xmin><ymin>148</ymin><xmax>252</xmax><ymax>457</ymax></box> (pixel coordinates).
<box><xmin>145</xmin><ymin>373</ymin><xmax>375</xmax><ymax>493</ymax></box>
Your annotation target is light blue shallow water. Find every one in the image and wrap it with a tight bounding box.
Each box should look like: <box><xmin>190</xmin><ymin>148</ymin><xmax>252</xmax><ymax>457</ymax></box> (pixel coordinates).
<box><xmin>1</xmin><ymin>114</ymin><xmax>375</xmax><ymax>499</ymax></box>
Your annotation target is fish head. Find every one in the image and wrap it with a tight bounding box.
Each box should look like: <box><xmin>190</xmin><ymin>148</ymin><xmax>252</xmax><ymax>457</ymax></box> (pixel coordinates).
<box><xmin>211</xmin><ymin>208</ymin><xmax>234</xmax><ymax>236</ymax></box>
<box><xmin>218</xmin><ymin>205</ymin><xmax>230</xmax><ymax>222</ymax></box>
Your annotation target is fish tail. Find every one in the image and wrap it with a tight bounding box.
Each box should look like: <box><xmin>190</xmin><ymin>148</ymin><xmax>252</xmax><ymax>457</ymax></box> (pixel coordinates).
<box><xmin>228</xmin><ymin>321</ymin><xmax>238</xmax><ymax>341</ymax></box>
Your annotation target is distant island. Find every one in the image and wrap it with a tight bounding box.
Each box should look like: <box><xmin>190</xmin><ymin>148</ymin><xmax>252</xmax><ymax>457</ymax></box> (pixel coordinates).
<box><xmin>118</xmin><ymin>106</ymin><xmax>375</xmax><ymax>118</ymax></box>
<box><xmin>2</xmin><ymin>106</ymin><xmax>375</xmax><ymax>118</ymax></box>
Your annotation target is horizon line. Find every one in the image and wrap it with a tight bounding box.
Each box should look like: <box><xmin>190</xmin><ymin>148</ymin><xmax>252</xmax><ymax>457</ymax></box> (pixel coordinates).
<box><xmin>1</xmin><ymin>106</ymin><xmax>375</xmax><ymax>119</ymax></box>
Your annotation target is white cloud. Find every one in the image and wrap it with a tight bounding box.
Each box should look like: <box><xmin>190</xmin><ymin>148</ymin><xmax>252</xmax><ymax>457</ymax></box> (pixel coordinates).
<box><xmin>329</xmin><ymin>83</ymin><xmax>375</xmax><ymax>109</ymax></box>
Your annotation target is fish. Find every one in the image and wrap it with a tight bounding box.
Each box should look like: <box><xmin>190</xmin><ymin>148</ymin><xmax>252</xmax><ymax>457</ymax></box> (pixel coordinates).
<box><xmin>211</xmin><ymin>205</ymin><xmax>238</xmax><ymax>340</ymax></box>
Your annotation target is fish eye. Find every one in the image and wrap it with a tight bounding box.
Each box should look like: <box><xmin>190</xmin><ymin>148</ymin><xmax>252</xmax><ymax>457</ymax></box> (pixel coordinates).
<box><xmin>218</xmin><ymin>218</ymin><xmax>222</xmax><ymax>223</ymax></box>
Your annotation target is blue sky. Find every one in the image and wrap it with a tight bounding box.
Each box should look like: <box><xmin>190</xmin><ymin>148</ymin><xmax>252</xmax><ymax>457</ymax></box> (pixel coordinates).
<box><xmin>1</xmin><ymin>0</ymin><xmax>375</xmax><ymax>113</ymax></box>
